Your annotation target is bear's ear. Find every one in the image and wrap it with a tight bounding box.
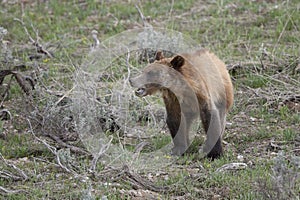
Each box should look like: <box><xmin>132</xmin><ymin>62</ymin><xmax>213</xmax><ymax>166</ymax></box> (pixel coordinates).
<box><xmin>170</xmin><ymin>55</ymin><xmax>185</xmax><ymax>70</ymax></box>
<box><xmin>155</xmin><ymin>51</ymin><xmax>164</xmax><ymax>60</ymax></box>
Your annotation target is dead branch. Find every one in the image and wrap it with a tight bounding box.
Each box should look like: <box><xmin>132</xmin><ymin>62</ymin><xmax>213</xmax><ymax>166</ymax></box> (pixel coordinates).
<box><xmin>0</xmin><ymin>69</ymin><xmax>34</xmax><ymax>96</ymax></box>
<box><xmin>14</xmin><ymin>18</ymin><xmax>53</xmax><ymax>58</ymax></box>
<box><xmin>0</xmin><ymin>108</ymin><xmax>11</xmax><ymax>120</ymax></box>
<box><xmin>124</xmin><ymin>167</ymin><xmax>169</xmax><ymax>192</ymax></box>
<box><xmin>110</xmin><ymin>165</ymin><xmax>169</xmax><ymax>193</ymax></box>
<box><xmin>226</xmin><ymin>61</ymin><xmax>278</xmax><ymax>71</ymax></box>
<box><xmin>46</xmin><ymin>133</ymin><xmax>88</xmax><ymax>155</ymax></box>
<box><xmin>0</xmin><ymin>186</ymin><xmax>26</xmax><ymax>195</ymax></box>
<box><xmin>0</xmin><ymin>70</ymin><xmax>13</xmax><ymax>85</ymax></box>
<box><xmin>27</xmin><ymin>119</ymin><xmax>79</xmax><ymax>175</ymax></box>
<box><xmin>0</xmin><ymin>153</ymin><xmax>28</xmax><ymax>180</ymax></box>
<box><xmin>0</xmin><ymin>170</ymin><xmax>25</xmax><ymax>181</ymax></box>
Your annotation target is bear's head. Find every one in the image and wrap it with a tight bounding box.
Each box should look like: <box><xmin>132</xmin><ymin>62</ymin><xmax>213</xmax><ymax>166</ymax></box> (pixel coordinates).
<box><xmin>129</xmin><ymin>51</ymin><xmax>185</xmax><ymax>97</ymax></box>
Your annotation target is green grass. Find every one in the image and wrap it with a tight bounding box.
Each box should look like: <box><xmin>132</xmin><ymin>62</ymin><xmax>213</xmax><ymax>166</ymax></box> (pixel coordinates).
<box><xmin>0</xmin><ymin>0</ymin><xmax>299</xmax><ymax>199</ymax></box>
<box><xmin>243</xmin><ymin>74</ymin><xmax>270</xmax><ymax>88</ymax></box>
<box><xmin>152</xmin><ymin>135</ymin><xmax>172</xmax><ymax>150</ymax></box>
<box><xmin>0</xmin><ymin>133</ymin><xmax>51</xmax><ymax>159</ymax></box>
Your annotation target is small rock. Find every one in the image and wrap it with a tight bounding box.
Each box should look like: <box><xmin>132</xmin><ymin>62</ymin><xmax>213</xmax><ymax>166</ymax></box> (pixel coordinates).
<box><xmin>237</xmin><ymin>154</ymin><xmax>244</xmax><ymax>162</ymax></box>
<box><xmin>216</xmin><ymin>162</ymin><xmax>248</xmax><ymax>172</ymax></box>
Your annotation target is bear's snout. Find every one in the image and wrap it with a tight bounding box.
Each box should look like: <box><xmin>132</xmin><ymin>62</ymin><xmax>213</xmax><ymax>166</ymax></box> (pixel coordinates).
<box><xmin>129</xmin><ymin>77</ymin><xmax>139</xmax><ymax>88</ymax></box>
<box><xmin>129</xmin><ymin>76</ymin><xmax>147</xmax><ymax>97</ymax></box>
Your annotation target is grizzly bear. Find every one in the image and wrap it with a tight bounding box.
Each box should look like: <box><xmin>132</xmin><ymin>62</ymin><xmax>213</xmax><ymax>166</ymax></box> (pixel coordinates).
<box><xmin>129</xmin><ymin>49</ymin><xmax>233</xmax><ymax>159</ymax></box>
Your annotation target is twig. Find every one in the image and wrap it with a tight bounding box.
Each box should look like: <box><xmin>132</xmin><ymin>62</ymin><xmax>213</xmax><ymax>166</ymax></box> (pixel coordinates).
<box><xmin>14</xmin><ymin>18</ymin><xmax>53</xmax><ymax>58</ymax></box>
<box><xmin>0</xmin><ymin>186</ymin><xmax>25</xmax><ymax>195</ymax></box>
<box><xmin>27</xmin><ymin>119</ymin><xmax>78</xmax><ymax>175</ymax></box>
<box><xmin>119</xmin><ymin>49</ymin><xmax>131</xmax><ymax>95</ymax></box>
<box><xmin>46</xmin><ymin>133</ymin><xmax>88</xmax><ymax>155</ymax></box>
<box><xmin>135</xmin><ymin>4</ymin><xmax>151</xmax><ymax>27</ymax></box>
<box><xmin>126</xmin><ymin>50</ymin><xmax>131</xmax><ymax>82</ymax></box>
<box><xmin>122</xmin><ymin>165</ymin><xmax>169</xmax><ymax>192</ymax></box>
<box><xmin>226</xmin><ymin>61</ymin><xmax>276</xmax><ymax>71</ymax></box>
<box><xmin>0</xmin><ymin>170</ymin><xmax>24</xmax><ymax>181</ymax></box>
<box><xmin>169</xmin><ymin>0</ymin><xmax>174</xmax><ymax>18</ymax></box>
<box><xmin>272</xmin><ymin>11</ymin><xmax>294</xmax><ymax>55</ymax></box>
<box><xmin>89</xmin><ymin>135</ymin><xmax>113</xmax><ymax>172</ymax></box>
<box><xmin>108</xmin><ymin>165</ymin><xmax>169</xmax><ymax>193</ymax></box>
<box><xmin>53</xmin><ymin>85</ymin><xmax>75</xmax><ymax>107</ymax></box>
<box><xmin>0</xmin><ymin>108</ymin><xmax>12</xmax><ymax>120</ymax></box>
<box><xmin>1</xmin><ymin>71</ymin><xmax>14</xmax><ymax>98</ymax></box>
<box><xmin>0</xmin><ymin>153</ymin><xmax>28</xmax><ymax>180</ymax></box>
<box><xmin>131</xmin><ymin>141</ymin><xmax>150</xmax><ymax>163</ymax></box>
<box><xmin>0</xmin><ymin>69</ymin><xmax>34</xmax><ymax>96</ymax></box>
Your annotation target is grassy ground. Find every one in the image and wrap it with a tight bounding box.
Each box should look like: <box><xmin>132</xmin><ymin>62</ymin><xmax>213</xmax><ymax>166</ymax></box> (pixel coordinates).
<box><xmin>0</xmin><ymin>0</ymin><xmax>299</xmax><ymax>199</ymax></box>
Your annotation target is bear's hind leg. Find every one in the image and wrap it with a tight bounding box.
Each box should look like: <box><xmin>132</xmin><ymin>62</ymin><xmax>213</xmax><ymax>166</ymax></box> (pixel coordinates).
<box><xmin>201</xmin><ymin>103</ymin><xmax>224</xmax><ymax>159</ymax></box>
<box><xmin>208</xmin><ymin>100</ymin><xmax>227</xmax><ymax>159</ymax></box>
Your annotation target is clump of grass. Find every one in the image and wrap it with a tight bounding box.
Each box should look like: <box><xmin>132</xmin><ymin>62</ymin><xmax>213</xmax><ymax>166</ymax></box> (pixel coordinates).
<box><xmin>258</xmin><ymin>152</ymin><xmax>300</xmax><ymax>200</ymax></box>
<box><xmin>243</xmin><ymin>73</ymin><xmax>269</xmax><ymax>88</ymax></box>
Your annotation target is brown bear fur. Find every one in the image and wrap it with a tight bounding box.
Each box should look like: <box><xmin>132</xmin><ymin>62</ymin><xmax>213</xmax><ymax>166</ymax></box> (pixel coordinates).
<box><xmin>130</xmin><ymin>49</ymin><xmax>233</xmax><ymax>159</ymax></box>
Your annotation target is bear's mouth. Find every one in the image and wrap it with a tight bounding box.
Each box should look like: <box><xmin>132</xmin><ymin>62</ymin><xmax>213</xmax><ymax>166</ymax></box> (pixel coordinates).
<box><xmin>135</xmin><ymin>87</ymin><xmax>147</xmax><ymax>97</ymax></box>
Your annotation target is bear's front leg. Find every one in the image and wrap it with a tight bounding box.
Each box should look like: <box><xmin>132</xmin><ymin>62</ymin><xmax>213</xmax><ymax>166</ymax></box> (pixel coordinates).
<box><xmin>167</xmin><ymin>113</ymin><xmax>189</xmax><ymax>156</ymax></box>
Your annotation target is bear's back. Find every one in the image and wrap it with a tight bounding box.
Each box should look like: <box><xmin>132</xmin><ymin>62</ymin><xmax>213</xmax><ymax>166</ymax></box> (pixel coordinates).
<box><xmin>180</xmin><ymin>49</ymin><xmax>233</xmax><ymax>110</ymax></box>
